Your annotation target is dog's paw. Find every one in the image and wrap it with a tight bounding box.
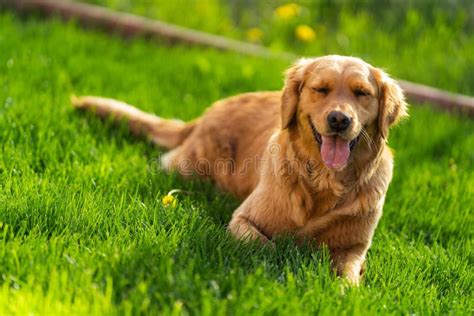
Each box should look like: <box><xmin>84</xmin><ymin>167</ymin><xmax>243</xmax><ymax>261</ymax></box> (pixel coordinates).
<box><xmin>258</xmin><ymin>235</ymin><xmax>276</xmax><ymax>249</ymax></box>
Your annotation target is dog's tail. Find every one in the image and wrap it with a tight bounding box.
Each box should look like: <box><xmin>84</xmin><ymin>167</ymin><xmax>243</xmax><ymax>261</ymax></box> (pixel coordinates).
<box><xmin>71</xmin><ymin>95</ymin><xmax>196</xmax><ymax>149</ymax></box>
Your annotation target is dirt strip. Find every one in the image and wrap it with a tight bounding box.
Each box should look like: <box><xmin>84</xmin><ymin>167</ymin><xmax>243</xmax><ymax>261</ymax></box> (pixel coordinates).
<box><xmin>6</xmin><ymin>0</ymin><xmax>474</xmax><ymax>116</ymax></box>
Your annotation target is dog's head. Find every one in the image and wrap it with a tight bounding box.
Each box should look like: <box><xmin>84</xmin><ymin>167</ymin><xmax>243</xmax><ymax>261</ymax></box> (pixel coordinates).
<box><xmin>281</xmin><ymin>55</ymin><xmax>408</xmax><ymax>170</ymax></box>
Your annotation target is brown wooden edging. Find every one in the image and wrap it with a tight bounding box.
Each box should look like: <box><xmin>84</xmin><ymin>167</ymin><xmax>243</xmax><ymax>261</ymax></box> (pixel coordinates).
<box><xmin>6</xmin><ymin>0</ymin><xmax>474</xmax><ymax>116</ymax></box>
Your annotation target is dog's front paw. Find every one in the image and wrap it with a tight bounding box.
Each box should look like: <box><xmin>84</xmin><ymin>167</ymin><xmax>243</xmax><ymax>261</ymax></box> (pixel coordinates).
<box><xmin>228</xmin><ymin>214</ymin><xmax>275</xmax><ymax>248</ymax></box>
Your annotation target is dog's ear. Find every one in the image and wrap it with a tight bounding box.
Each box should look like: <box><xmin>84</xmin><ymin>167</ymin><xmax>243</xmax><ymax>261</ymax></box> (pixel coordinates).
<box><xmin>373</xmin><ymin>69</ymin><xmax>408</xmax><ymax>140</ymax></box>
<box><xmin>281</xmin><ymin>59</ymin><xmax>312</xmax><ymax>129</ymax></box>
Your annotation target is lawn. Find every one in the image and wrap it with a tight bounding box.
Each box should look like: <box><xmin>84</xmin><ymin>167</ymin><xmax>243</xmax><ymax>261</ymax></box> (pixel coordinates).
<box><xmin>0</xmin><ymin>8</ymin><xmax>473</xmax><ymax>316</ymax></box>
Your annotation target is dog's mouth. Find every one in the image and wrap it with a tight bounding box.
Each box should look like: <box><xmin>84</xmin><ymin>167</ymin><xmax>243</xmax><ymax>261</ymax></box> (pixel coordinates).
<box><xmin>308</xmin><ymin>117</ymin><xmax>360</xmax><ymax>170</ymax></box>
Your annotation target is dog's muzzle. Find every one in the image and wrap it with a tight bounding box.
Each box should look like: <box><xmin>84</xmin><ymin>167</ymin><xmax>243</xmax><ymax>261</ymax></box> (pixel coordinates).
<box><xmin>308</xmin><ymin>116</ymin><xmax>360</xmax><ymax>150</ymax></box>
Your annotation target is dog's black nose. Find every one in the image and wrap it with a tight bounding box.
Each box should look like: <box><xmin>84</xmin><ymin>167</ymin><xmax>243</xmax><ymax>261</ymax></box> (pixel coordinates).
<box><xmin>327</xmin><ymin>111</ymin><xmax>352</xmax><ymax>132</ymax></box>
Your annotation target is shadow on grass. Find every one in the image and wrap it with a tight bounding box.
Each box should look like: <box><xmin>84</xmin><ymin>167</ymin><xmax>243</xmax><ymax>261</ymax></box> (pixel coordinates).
<box><xmin>105</xmin><ymin>231</ymin><xmax>332</xmax><ymax>311</ymax></box>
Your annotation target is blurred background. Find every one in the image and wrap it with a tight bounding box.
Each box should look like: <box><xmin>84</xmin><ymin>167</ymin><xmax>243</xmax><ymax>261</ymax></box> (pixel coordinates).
<box><xmin>82</xmin><ymin>0</ymin><xmax>474</xmax><ymax>95</ymax></box>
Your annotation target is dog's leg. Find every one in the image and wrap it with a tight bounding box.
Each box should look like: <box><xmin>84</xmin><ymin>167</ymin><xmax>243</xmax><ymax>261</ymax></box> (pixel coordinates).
<box><xmin>71</xmin><ymin>96</ymin><xmax>195</xmax><ymax>149</ymax></box>
<box><xmin>228</xmin><ymin>213</ymin><xmax>272</xmax><ymax>245</ymax></box>
<box><xmin>330</xmin><ymin>244</ymin><xmax>368</xmax><ymax>286</ymax></box>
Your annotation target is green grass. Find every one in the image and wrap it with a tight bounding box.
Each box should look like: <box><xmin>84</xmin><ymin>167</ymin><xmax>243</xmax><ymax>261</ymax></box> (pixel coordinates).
<box><xmin>0</xmin><ymin>12</ymin><xmax>473</xmax><ymax>315</ymax></box>
<box><xmin>84</xmin><ymin>0</ymin><xmax>474</xmax><ymax>95</ymax></box>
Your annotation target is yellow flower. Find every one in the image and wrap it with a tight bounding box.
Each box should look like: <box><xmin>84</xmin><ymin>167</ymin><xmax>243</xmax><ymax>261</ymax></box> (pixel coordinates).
<box><xmin>246</xmin><ymin>27</ymin><xmax>264</xmax><ymax>42</ymax></box>
<box><xmin>295</xmin><ymin>24</ymin><xmax>316</xmax><ymax>42</ymax></box>
<box><xmin>275</xmin><ymin>3</ymin><xmax>300</xmax><ymax>20</ymax></box>
<box><xmin>161</xmin><ymin>194</ymin><xmax>177</xmax><ymax>207</ymax></box>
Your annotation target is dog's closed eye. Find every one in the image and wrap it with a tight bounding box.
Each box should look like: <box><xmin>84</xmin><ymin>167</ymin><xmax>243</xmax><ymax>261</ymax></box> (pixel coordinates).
<box><xmin>354</xmin><ymin>89</ymin><xmax>371</xmax><ymax>97</ymax></box>
<box><xmin>312</xmin><ymin>87</ymin><xmax>330</xmax><ymax>95</ymax></box>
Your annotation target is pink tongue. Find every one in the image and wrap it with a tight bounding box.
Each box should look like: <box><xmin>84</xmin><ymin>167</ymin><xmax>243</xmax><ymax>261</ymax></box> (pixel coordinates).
<box><xmin>320</xmin><ymin>136</ymin><xmax>351</xmax><ymax>169</ymax></box>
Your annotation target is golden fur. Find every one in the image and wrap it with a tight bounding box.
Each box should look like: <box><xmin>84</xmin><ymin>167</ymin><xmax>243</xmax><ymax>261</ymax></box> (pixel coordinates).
<box><xmin>72</xmin><ymin>55</ymin><xmax>407</xmax><ymax>285</ymax></box>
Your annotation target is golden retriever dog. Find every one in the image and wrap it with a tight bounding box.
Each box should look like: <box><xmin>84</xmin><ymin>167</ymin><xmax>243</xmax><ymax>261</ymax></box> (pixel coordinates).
<box><xmin>72</xmin><ymin>55</ymin><xmax>407</xmax><ymax>285</ymax></box>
